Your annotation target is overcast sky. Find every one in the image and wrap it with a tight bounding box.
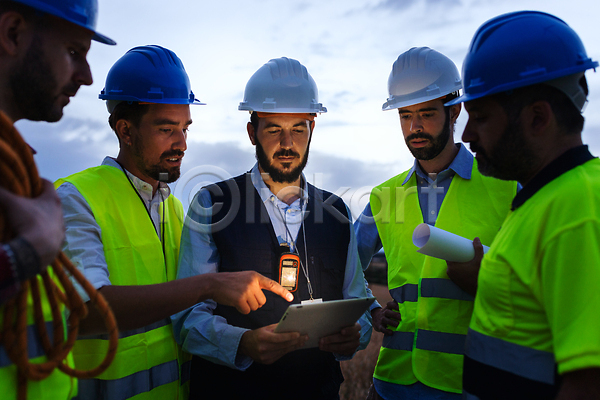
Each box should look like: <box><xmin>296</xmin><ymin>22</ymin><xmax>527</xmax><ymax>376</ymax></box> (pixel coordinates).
<box><xmin>17</xmin><ymin>0</ymin><xmax>600</xmax><ymax>217</ymax></box>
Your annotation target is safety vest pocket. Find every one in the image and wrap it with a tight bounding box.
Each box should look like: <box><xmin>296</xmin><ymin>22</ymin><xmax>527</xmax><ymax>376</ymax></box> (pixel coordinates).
<box><xmin>474</xmin><ymin>258</ymin><xmax>515</xmax><ymax>336</ymax></box>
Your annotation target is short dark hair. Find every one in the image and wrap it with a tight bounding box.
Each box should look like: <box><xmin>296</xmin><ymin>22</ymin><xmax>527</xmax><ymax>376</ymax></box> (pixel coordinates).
<box><xmin>443</xmin><ymin>91</ymin><xmax>460</xmax><ymax>126</ymax></box>
<box><xmin>249</xmin><ymin>111</ymin><xmax>259</xmax><ymax>133</ymax></box>
<box><xmin>249</xmin><ymin>112</ymin><xmax>316</xmax><ymax>135</ymax></box>
<box><xmin>492</xmin><ymin>83</ymin><xmax>585</xmax><ymax>136</ymax></box>
<box><xmin>108</xmin><ymin>102</ymin><xmax>150</xmax><ymax>144</ymax></box>
<box><xmin>0</xmin><ymin>1</ymin><xmax>32</xmax><ymax>15</ymax></box>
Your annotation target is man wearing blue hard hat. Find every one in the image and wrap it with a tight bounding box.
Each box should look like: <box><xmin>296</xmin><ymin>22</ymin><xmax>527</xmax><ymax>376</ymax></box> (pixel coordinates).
<box><xmin>56</xmin><ymin>46</ymin><xmax>295</xmax><ymax>400</ymax></box>
<box><xmin>445</xmin><ymin>11</ymin><xmax>600</xmax><ymax>399</ymax></box>
<box><xmin>171</xmin><ymin>57</ymin><xmax>373</xmax><ymax>400</ymax></box>
<box><xmin>0</xmin><ymin>0</ymin><xmax>114</xmax><ymax>398</ymax></box>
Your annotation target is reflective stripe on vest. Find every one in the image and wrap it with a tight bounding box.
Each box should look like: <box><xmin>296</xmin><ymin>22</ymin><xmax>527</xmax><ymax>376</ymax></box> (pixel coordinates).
<box><xmin>383</xmin><ymin>329</ymin><xmax>466</xmax><ymax>355</ymax></box>
<box><xmin>382</xmin><ymin>331</ymin><xmax>414</xmax><ymax>351</ymax></box>
<box><xmin>180</xmin><ymin>360</ymin><xmax>191</xmax><ymax>385</ymax></box>
<box><xmin>77</xmin><ymin>359</ymin><xmax>179</xmax><ymax>400</ymax></box>
<box><xmin>58</xmin><ymin>166</ymin><xmax>184</xmax><ymax>400</ymax></box>
<box><xmin>80</xmin><ymin>318</ymin><xmax>170</xmax><ymax>341</ymax></box>
<box><xmin>390</xmin><ymin>279</ymin><xmax>474</xmax><ymax>304</ymax></box>
<box><xmin>466</xmin><ymin>329</ymin><xmax>556</xmax><ymax>385</ymax></box>
<box><xmin>1</xmin><ymin>271</ymin><xmax>77</xmax><ymax>398</ymax></box>
<box><xmin>421</xmin><ymin>278</ymin><xmax>474</xmax><ymax>301</ymax></box>
<box><xmin>0</xmin><ymin>321</ymin><xmax>54</xmax><ymax>367</ymax></box>
<box><xmin>390</xmin><ymin>284</ymin><xmax>418</xmax><ymax>303</ymax></box>
<box><xmin>372</xmin><ymin>161</ymin><xmax>516</xmax><ymax>392</ymax></box>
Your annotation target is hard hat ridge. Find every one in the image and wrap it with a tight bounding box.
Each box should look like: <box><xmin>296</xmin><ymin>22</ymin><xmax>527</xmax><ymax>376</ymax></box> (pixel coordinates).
<box><xmin>446</xmin><ymin>11</ymin><xmax>598</xmax><ymax>110</ymax></box>
<box><xmin>99</xmin><ymin>45</ymin><xmax>205</xmax><ymax>113</ymax></box>
<box><xmin>383</xmin><ymin>47</ymin><xmax>462</xmax><ymax>111</ymax></box>
<box><xmin>267</xmin><ymin>57</ymin><xmax>309</xmax><ymax>81</ymax></box>
<box><xmin>239</xmin><ymin>57</ymin><xmax>327</xmax><ymax>114</ymax></box>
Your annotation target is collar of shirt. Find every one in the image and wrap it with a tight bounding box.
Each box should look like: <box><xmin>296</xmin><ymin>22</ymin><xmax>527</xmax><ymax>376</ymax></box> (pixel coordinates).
<box><xmin>403</xmin><ymin>143</ymin><xmax>473</xmax><ymax>185</ymax></box>
<box><xmin>511</xmin><ymin>145</ymin><xmax>595</xmax><ymax>210</ymax></box>
<box><xmin>102</xmin><ymin>156</ymin><xmax>171</xmax><ymax>203</ymax></box>
<box><xmin>250</xmin><ymin>163</ymin><xmax>309</xmax><ymax>212</ymax></box>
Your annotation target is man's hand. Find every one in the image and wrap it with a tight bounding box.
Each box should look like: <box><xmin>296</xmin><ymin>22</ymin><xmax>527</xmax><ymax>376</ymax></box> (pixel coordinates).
<box><xmin>372</xmin><ymin>300</ymin><xmax>401</xmax><ymax>335</ymax></box>
<box><xmin>556</xmin><ymin>367</ymin><xmax>600</xmax><ymax>400</ymax></box>
<box><xmin>446</xmin><ymin>237</ymin><xmax>484</xmax><ymax>297</ymax></box>
<box><xmin>239</xmin><ymin>323</ymin><xmax>307</xmax><ymax>364</ymax></box>
<box><xmin>208</xmin><ymin>271</ymin><xmax>294</xmax><ymax>314</ymax></box>
<box><xmin>319</xmin><ymin>322</ymin><xmax>361</xmax><ymax>356</ymax></box>
<box><xmin>0</xmin><ymin>179</ymin><xmax>65</xmax><ymax>268</ymax></box>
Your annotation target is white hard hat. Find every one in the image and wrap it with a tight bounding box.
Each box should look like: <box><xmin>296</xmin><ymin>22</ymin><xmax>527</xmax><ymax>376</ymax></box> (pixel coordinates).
<box><xmin>239</xmin><ymin>57</ymin><xmax>327</xmax><ymax>114</ymax></box>
<box><xmin>382</xmin><ymin>47</ymin><xmax>462</xmax><ymax>111</ymax></box>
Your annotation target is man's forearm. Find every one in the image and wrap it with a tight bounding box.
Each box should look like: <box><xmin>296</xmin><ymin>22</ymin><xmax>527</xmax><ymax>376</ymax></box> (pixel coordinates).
<box><xmin>78</xmin><ymin>274</ymin><xmax>213</xmax><ymax>335</ymax></box>
<box><xmin>556</xmin><ymin>368</ymin><xmax>600</xmax><ymax>400</ymax></box>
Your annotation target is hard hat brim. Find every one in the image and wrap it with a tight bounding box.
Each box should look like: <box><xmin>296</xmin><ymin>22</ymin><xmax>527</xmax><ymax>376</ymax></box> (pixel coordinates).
<box><xmin>93</xmin><ymin>32</ymin><xmax>116</xmax><ymax>46</ymax></box>
<box><xmin>446</xmin><ymin>61</ymin><xmax>598</xmax><ymax>106</ymax></box>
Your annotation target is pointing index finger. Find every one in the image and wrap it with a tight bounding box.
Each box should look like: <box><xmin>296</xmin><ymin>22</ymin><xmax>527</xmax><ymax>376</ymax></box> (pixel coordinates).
<box><xmin>259</xmin><ymin>275</ymin><xmax>294</xmax><ymax>302</ymax></box>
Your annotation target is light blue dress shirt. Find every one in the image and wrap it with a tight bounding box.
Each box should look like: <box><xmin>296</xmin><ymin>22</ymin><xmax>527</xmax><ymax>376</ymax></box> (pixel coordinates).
<box><xmin>171</xmin><ymin>163</ymin><xmax>374</xmax><ymax>370</ymax></box>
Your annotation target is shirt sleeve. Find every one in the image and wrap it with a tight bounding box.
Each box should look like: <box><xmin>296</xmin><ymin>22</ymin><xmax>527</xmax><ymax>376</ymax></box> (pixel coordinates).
<box><xmin>56</xmin><ymin>182</ymin><xmax>111</xmax><ymax>302</ymax></box>
<box><xmin>354</xmin><ymin>202</ymin><xmax>383</xmax><ymax>273</ymax></box>
<box><xmin>542</xmin><ymin>218</ymin><xmax>600</xmax><ymax>374</ymax></box>
<box><xmin>170</xmin><ymin>189</ymin><xmax>252</xmax><ymax>370</ymax></box>
<box><xmin>336</xmin><ymin>203</ymin><xmax>376</xmax><ymax>361</ymax></box>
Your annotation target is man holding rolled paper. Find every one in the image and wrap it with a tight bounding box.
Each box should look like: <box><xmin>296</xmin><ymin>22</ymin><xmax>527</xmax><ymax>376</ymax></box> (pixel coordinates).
<box><xmin>355</xmin><ymin>47</ymin><xmax>517</xmax><ymax>399</ymax></box>
<box><xmin>446</xmin><ymin>11</ymin><xmax>600</xmax><ymax>399</ymax></box>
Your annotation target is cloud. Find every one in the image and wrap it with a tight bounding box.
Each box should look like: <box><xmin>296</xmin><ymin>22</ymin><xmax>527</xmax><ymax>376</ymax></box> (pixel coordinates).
<box><xmin>15</xmin><ymin>117</ymin><xmax>118</xmax><ymax>182</ymax></box>
<box><xmin>10</xmin><ymin>0</ymin><xmax>599</xmax><ymax>222</ymax></box>
<box><xmin>371</xmin><ymin>0</ymin><xmax>417</xmax><ymax>12</ymax></box>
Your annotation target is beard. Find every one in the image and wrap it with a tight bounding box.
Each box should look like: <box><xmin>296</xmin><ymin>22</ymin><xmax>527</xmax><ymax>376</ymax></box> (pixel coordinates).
<box><xmin>255</xmin><ymin>138</ymin><xmax>309</xmax><ymax>184</ymax></box>
<box><xmin>472</xmin><ymin>118</ymin><xmax>536</xmax><ymax>181</ymax></box>
<box><xmin>9</xmin><ymin>33</ymin><xmax>76</xmax><ymax>122</ymax></box>
<box><xmin>131</xmin><ymin>135</ymin><xmax>183</xmax><ymax>183</ymax></box>
<box><xmin>405</xmin><ymin>112</ymin><xmax>451</xmax><ymax>161</ymax></box>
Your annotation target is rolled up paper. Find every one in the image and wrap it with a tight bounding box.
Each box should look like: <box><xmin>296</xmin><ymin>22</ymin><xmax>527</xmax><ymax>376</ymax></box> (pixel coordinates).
<box><xmin>412</xmin><ymin>223</ymin><xmax>489</xmax><ymax>262</ymax></box>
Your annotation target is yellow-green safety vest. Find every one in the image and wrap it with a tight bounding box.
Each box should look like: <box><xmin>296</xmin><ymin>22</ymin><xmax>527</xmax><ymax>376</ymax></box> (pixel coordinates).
<box><xmin>370</xmin><ymin>161</ymin><xmax>516</xmax><ymax>393</ymax></box>
<box><xmin>0</xmin><ymin>270</ymin><xmax>78</xmax><ymax>399</ymax></box>
<box><xmin>57</xmin><ymin>165</ymin><xmax>188</xmax><ymax>400</ymax></box>
<box><xmin>464</xmin><ymin>156</ymin><xmax>600</xmax><ymax>398</ymax></box>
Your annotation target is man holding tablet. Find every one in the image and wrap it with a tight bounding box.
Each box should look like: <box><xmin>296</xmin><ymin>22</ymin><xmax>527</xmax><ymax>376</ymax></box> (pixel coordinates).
<box><xmin>171</xmin><ymin>57</ymin><xmax>373</xmax><ymax>400</ymax></box>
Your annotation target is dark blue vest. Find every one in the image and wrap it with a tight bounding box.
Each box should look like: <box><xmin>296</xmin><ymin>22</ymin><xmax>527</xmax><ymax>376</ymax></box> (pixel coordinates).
<box><xmin>189</xmin><ymin>173</ymin><xmax>351</xmax><ymax>400</ymax></box>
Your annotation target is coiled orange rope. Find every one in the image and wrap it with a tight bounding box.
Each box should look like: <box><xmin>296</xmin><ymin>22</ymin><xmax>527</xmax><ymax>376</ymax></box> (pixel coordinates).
<box><xmin>0</xmin><ymin>112</ymin><xmax>119</xmax><ymax>399</ymax></box>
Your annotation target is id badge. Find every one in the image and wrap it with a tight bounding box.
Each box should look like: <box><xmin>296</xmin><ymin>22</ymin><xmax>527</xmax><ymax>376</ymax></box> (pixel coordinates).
<box><xmin>279</xmin><ymin>252</ymin><xmax>300</xmax><ymax>292</ymax></box>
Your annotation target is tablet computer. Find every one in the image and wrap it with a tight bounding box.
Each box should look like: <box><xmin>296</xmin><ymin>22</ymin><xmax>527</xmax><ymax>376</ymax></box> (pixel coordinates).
<box><xmin>274</xmin><ymin>297</ymin><xmax>376</xmax><ymax>348</ymax></box>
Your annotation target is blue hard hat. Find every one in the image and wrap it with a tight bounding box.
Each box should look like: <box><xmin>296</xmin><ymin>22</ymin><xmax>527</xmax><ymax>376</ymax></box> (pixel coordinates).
<box><xmin>447</xmin><ymin>11</ymin><xmax>598</xmax><ymax>106</ymax></box>
<box><xmin>9</xmin><ymin>0</ymin><xmax>115</xmax><ymax>45</ymax></box>
<box><xmin>99</xmin><ymin>45</ymin><xmax>205</xmax><ymax>112</ymax></box>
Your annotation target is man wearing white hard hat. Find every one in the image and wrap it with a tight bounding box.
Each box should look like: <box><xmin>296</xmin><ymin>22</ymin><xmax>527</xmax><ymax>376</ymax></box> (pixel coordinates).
<box><xmin>172</xmin><ymin>57</ymin><xmax>373</xmax><ymax>399</ymax></box>
<box><xmin>355</xmin><ymin>47</ymin><xmax>517</xmax><ymax>399</ymax></box>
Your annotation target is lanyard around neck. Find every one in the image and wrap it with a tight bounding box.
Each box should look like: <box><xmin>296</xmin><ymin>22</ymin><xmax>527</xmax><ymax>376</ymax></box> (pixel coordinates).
<box><xmin>276</xmin><ymin>199</ymin><xmax>313</xmax><ymax>301</ymax></box>
<box><xmin>113</xmin><ymin>160</ymin><xmax>166</xmax><ymax>259</ymax></box>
